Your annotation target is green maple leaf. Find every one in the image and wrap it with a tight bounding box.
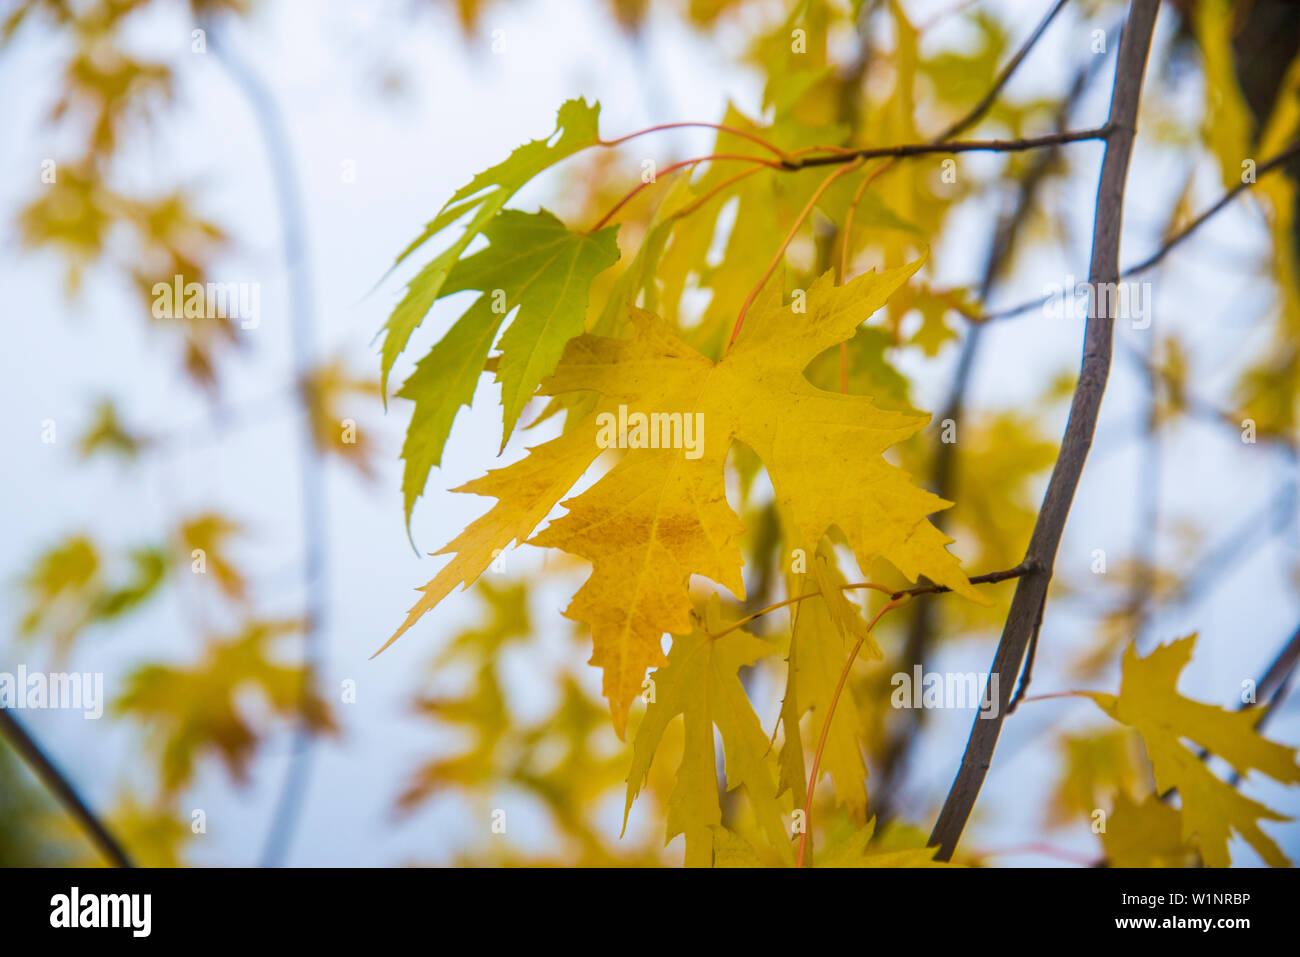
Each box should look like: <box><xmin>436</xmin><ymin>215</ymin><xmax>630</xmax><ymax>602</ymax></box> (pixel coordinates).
<box><xmin>379</xmin><ymin>98</ymin><xmax>604</xmax><ymax>395</ymax></box>
<box><xmin>396</xmin><ymin>208</ymin><xmax>619</xmax><ymax>525</ymax></box>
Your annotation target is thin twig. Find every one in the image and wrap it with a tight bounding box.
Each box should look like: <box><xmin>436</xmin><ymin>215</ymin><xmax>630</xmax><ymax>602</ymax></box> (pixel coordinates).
<box><xmin>206</xmin><ymin>21</ymin><xmax>330</xmax><ymax>869</ymax></box>
<box><xmin>974</xmin><ymin>136</ymin><xmax>1300</xmax><ymax>322</ymax></box>
<box><xmin>872</xmin><ymin>52</ymin><xmax>1103</xmax><ymax>824</ymax></box>
<box><xmin>935</xmin><ymin>0</ymin><xmax>1071</xmax><ymax>141</ymax></box>
<box><xmin>0</xmin><ymin>706</ymin><xmax>133</xmax><ymax>867</ymax></box>
<box><xmin>598</xmin><ymin>121</ymin><xmax>790</xmax><ymax>160</ymax></box>
<box><xmin>784</xmin><ymin>126</ymin><xmax>1111</xmax><ymax>169</ymax></box>
<box><xmin>706</xmin><ymin>563</ymin><xmax>1035</xmax><ymax>641</ymax></box>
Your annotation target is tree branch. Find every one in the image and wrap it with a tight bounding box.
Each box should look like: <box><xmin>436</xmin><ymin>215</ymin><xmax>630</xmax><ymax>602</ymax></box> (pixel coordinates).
<box><xmin>935</xmin><ymin>0</ymin><xmax>1071</xmax><ymax>141</ymax></box>
<box><xmin>0</xmin><ymin>706</ymin><xmax>133</xmax><ymax>867</ymax></box>
<box><xmin>785</xmin><ymin>125</ymin><xmax>1111</xmax><ymax>169</ymax></box>
<box><xmin>927</xmin><ymin>0</ymin><xmax>1160</xmax><ymax>861</ymax></box>
<box><xmin>974</xmin><ymin>136</ymin><xmax>1300</xmax><ymax>322</ymax></box>
<box><xmin>872</xmin><ymin>51</ymin><xmax>1104</xmax><ymax>826</ymax></box>
<box><xmin>206</xmin><ymin>20</ymin><xmax>330</xmax><ymax>869</ymax></box>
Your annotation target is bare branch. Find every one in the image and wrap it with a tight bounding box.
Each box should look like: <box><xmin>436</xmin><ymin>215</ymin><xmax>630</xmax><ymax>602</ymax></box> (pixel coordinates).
<box><xmin>936</xmin><ymin>0</ymin><xmax>1072</xmax><ymax>141</ymax></box>
<box><xmin>205</xmin><ymin>20</ymin><xmax>330</xmax><ymax>869</ymax></box>
<box><xmin>974</xmin><ymin>136</ymin><xmax>1300</xmax><ymax>322</ymax></box>
<box><xmin>0</xmin><ymin>706</ymin><xmax>133</xmax><ymax>867</ymax></box>
<box><xmin>786</xmin><ymin>125</ymin><xmax>1111</xmax><ymax>169</ymax></box>
<box><xmin>872</xmin><ymin>52</ymin><xmax>1105</xmax><ymax>826</ymax></box>
<box><xmin>927</xmin><ymin>0</ymin><xmax>1161</xmax><ymax>862</ymax></box>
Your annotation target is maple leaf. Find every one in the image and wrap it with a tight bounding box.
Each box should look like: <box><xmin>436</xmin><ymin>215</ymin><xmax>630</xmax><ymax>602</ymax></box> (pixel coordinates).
<box><xmin>95</xmin><ymin>547</ymin><xmax>168</xmax><ymax>621</ymax></box>
<box><xmin>77</xmin><ymin>398</ymin><xmax>145</xmax><ymax>461</ymax></box>
<box><xmin>176</xmin><ymin>513</ymin><xmax>247</xmax><ymax>602</ymax></box>
<box><xmin>778</xmin><ymin>545</ymin><xmax>875</xmax><ymax>819</ymax></box>
<box><xmin>1084</xmin><ymin>635</ymin><xmax>1300</xmax><ymax>867</ymax></box>
<box><xmin>815</xmin><ymin>816</ymin><xmax>953</xmax><ymax>868</ymax></box>
<box><xmin>1047</xmin><ymin>728</ymin><xmax>1152</xmax><ymax>829</ymax></box>
<box><xmin>56</xmin><ymin>794</ymin><xmax>192</xmax><ymax>868</ymax></box>
<box><xmin>379</xmin><ymin>416</ymin><xmax>604</xmax><ymax>658</ymax></box>
<box><xmin>300</xmin><ymin>358</ymin><xmax>383</xmax><ymax>478</ymax></box>
<box><xmin>1101</xmin><ymin>792</ymin><xmax>1196</xmax><ymax>868</ymax></box>
<box><xmin>396</xmin><ymin>209</ymin><xmax>619</xmax><ymax>523</ymax></box>
<box><xmin>533</xmin><ymin>261</ymin><xmax>983</xmax><ymax>730</ymax></box>
<box><xmin>382</xmin><ymin>261</ymin><xmax>984</xmax><ymax>735</ymax></box>
<box><xmin>378</xmin><ymin>98</ymin><xmax>604</xmax><ymax>395</ymax></box>
<box><xmin>18</xmin><ymin>536</ymin><xmax>101</xmax><ymax>655</ymax></box>
<box><xmin>624</xmin><ymin>598</ymin><xmax>791</xmax><ymax>867</ymax></box>
<box><xmin>115</xmin><ymin>619</ymin><xmax>336</xmax><ymax>793</ymax></box>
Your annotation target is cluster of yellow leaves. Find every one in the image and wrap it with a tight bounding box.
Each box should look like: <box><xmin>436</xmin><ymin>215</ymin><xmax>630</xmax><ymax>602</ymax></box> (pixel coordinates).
<box><xmin>115</xmin><ymin>619</ymin><xmax>335</xmax><ymax>793</ymax></box>
<box><xmin>7</xmin><ymin>0</ymin><xmax>249</xmax><ymax>390</ymax></box>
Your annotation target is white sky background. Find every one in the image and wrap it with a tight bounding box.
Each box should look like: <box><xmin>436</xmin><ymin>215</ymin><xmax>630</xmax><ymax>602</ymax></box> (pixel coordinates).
<box><xmin>0</xmin><ymin>0</ymin><xmax>1297</xmax><ymax>865</ymax></box>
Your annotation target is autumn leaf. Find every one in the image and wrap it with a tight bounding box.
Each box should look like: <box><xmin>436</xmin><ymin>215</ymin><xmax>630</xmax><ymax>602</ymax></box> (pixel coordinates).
<box><xmin>176</xmin><ymin>513</ymin><xmax>247</xmax><ymax>602</ymax></box>
<box><xmin>396</xmin><ymin>209</ymin><xmax>619</xmax><ymax>523</ymax></box>
<box><xmin>815</xmin><ymin>816</ymin><xmax>953</xmax><ymax>868</ymax></box>
<box><xmin>1084</xmin><ymin>635</ymin><xmax>1300</xmax><ymax>867</ymax></box>
<box><xmin>58</xmin><ymin>794</ymin><xmax>191</xmax><ymax>868</ymax></box>
<box><xmin>18</xmin><ymin>536</ymin><xmax>101</xmax><ymax>655</ymax></box>
<box><xmin>115</xmin><ymin>619</ymin><xmax>335</xmax><ymax>793</ymax></box>
<box><xmin>533</xmin><ymin>261</ymin><xmax>984</xmax><ymax>730</ymax></box>
<box><xmin>77</xmin><ymin>398</ymin><xmax>145</xmax><ymax>461</ymax></box>
<box><xmin>778</xmin><ymin>545</ymin><xmax>874</xmax><ymax>819</ymax></box>
<box><xmin>1101</xmin><ymin>792</ymin><xmax>1196</xmax><ymax>868</ymax></box>
<box><xmin>301</xmin><ymin>359</ymin><xmax>383</xmax><ymax>478</ymax></box>
<box><xmin>378</xmin><ymin>97</ymin><xmax>604</xmax><ymax>394</ymax></box>
<box><xmin>379</xmin><ymin>415</ymin><xmax>603</xmax><ymax>658</ymax></box>
<box><xmin>711</xmin><ymin>816</ymin><xmax>953</xmax><ymax>868</ymax></box>
<box><xmin>95</xmin><ymin>547</ymin><xmax>168</xmax><ymax>621</ymax></box>
<box><xmin>624</xmin><ymin>597</ymin><xmax>790</xmax><ymax>867</ymax></box>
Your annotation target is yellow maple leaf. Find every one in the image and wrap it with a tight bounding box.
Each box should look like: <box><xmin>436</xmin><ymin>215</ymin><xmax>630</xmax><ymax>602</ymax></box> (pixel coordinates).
<box><xmin>624</xmin><ymin>597</ymin><xmax>790</xmax><ymax>867</ymax></box>
<box><xmin>1084</xmin><ymin>635</ymin><xmax>1300</xmax><ymax>867</ymax></box>
<box><xmin>535</xmin><ymin>262</ymin><xmax>982</xmax><ymax>730</ymax></box>
<box><xmin>778</xmin><ymin>545</ymin><xmax>875</xmax><ymax>819</ymax></box>
<box><xmin>1102</xmin><ymin>792</ymin><xmax>1196</xmax><ymax>868</ymax></box>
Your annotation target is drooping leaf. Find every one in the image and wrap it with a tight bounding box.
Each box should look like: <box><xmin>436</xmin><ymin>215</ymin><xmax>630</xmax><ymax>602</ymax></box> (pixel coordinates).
<box><xmin>379</xmin><ymin>98</ymin><xmax>604</xmax><ymax>393</ymax></box>
<box><xmin>624</xmin><ymin>598</ymin><xmax>791</xmax><ymax>867</ymax></box>
<box><xmin>778</xmin><ymin>545</ymin><xmax>874</xmax><ymax>819</ymax></box>
<box><xmin>396</xmin><ymin>209</ymin><xmax>619</xmax><ymax>523</ymax></box>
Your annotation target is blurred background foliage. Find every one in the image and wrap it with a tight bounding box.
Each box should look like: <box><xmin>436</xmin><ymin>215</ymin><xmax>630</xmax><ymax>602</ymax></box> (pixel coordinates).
<box><xmin>3</xmin><ymin>0</ymin><xmax>1300</xmax><ymax>866</ymax></box>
